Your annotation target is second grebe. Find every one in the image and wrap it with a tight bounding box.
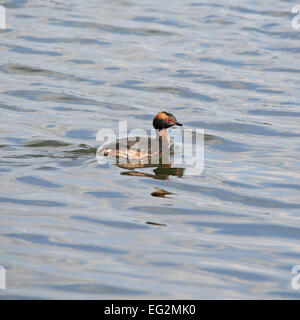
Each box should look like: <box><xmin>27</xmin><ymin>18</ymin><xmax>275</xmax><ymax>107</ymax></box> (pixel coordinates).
<box><xmin>97</xmin><ymin>111</ymin><xmax>183</xmax><ymax>163</ymax></box>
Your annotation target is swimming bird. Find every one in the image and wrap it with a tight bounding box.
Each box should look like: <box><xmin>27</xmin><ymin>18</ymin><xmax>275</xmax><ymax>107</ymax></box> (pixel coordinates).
<box><xmin>97</xmin><ymin>111</ymin><xmax>183</xmax><ymax>165</ymax></box>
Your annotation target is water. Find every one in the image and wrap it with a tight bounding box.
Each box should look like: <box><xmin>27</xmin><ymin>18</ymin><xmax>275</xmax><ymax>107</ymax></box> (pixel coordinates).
<box><xmin>0</xmin><ymin>0</ymin><xmax>300</xmax><ymax>299</ymax></box>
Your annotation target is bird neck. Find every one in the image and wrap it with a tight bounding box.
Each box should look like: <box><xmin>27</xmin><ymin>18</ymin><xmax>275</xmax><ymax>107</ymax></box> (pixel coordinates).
<box><xmin>156</xmin><ymin>128</ymin><xmax>171</xmax><ymax>146</ymax></box>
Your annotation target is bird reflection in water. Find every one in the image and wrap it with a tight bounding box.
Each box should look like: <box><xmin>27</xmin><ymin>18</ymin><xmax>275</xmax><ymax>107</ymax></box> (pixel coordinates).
<box><xmin>117</xmin><ymin>161</ymin><xmax>183</xmax><ymax>201</ymax></box>
<box><xmin>118</xmin><ymin>162</ymin><xmax>184</xmax><ymax>180</ymax></box>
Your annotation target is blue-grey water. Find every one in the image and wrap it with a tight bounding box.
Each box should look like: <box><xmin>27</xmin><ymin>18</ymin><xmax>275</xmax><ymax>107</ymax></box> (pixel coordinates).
<box><xmin>0</xmin><ymin>0</ymin><xmax>300</xmax><ymax>299</ymax></box>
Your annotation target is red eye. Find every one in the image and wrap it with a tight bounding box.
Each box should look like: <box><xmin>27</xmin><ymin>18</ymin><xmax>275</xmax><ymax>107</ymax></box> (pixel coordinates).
<box><xmin>167</xmin><ymin>118</ymin><xmax>175</xmax><ymax>124</ymax></box>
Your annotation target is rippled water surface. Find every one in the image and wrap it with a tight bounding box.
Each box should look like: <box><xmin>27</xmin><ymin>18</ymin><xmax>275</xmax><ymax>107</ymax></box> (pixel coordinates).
<box><xmin>1</xmin><ymin>0</ymin><xmax>300</xmax><ymax>299</ymax></box>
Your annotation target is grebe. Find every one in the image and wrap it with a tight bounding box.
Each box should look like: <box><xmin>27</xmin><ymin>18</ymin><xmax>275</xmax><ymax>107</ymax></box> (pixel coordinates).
<box><xmin>97</xmin><ymin>111</ymin><xmax>183</xmax><ymax>164</ymax></box>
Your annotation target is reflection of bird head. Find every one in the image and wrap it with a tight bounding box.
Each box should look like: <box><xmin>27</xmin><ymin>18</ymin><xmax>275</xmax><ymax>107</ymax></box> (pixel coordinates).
<box><xmin>153</xmin><ymin>111</ymin><xmax>183</xmax><ymax>131</ymax></box>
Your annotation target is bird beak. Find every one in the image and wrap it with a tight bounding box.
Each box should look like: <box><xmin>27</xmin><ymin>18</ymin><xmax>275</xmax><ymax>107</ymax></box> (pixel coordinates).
<box><xmin>175</xmin><ymin>122</ymin><xmax>183</xmax><ymax>126</ymax></box>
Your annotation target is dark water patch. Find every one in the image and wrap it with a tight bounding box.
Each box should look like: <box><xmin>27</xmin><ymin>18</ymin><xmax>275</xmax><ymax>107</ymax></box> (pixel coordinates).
<box><xmin>7</xmin><ymin>44</ymin><xmax>62</xmax><ymax>56</ymax></box>
<box><xmin>203</xmin><ymin>15</ymin><xmax>234</xmax><ymax>26</ymax></box>
<box><xmin>0</xmin><ymin>102</ymin><xmax>36</xmax><ymax>113</ymax></box>
<box><xmin>197</xmin><ymin>79</ymin><xmax>265</xmax><ymax>91</ymax></box>
<box><xmin>1</xmin><ymin>63</ymin><xmax>102</xmax><ymax>85</ymax></box>
<box><xmin>158</xmin><ymin>18</ymin><xmax>191</xmax><ymax>28</ymax></box>
<box><xmin>190</xmin><ymin>3</ymin><xmax>290</xmax><ymax>18</ymax></box>
<box><xmin>203</xmin><ymin>134</ymin><xmax>230</xmax><ymax>145</ymax></box>
<box><xmin>222</xmin><ymin>180</ymin><xmax>257</xmax><ymax>189</ymax></box>
<box><xmin>54</xmin><ymin>106</ymin><xmax>95</xmax><ymax>112</ymax></box>
<box><xmin>190</xmin><ymin>221</ymin><xmax>300</xmax><ymax>239</ymax></box>
<box><xmin>1</xmin><ymin>63</ymin><xmax>92</xmax><ymax>84</ymax></box>
<box><xmin>100</xmin><ymin>101</ymin><xmax>138</xmax><ymax>111</ymax></box>
<box><xmin>58</xmin><ymin>158</ymin><xmax>89</xmax><ymax>166</ymax></box>
<box><xmin>72</xmin><ymin>216</ymin><xmax>149</xmax><ymax>230</ymax></box>
<box><xmin>114</xmin><ymin>81</ymin><xmax>217</xmax><ymax>102</ymax></box>
<box><xmin>24</xmin><ymin>140</ymin><xmax>72</xmax><ymax>148</ymax></box>
<box><xmin>65</xmin><ymin>129</ymin><xmax>95</xmax><ymax>140</ymax></box>
<box><xmin>68</xmin><ymin>59</ymin><xmax>95</xmax><ymax>64</ymax></box>
<box><xmin>242</xmin><ymin>27</ymin><xmax>300</xmax><ymax>40</ymax></box>
<box><xmin>279</xmin><ymin>251</ymin><xmax>300</xmax><ymax>259</ymax></box>
<box><xmin>187</xmin><ymin>121</ymin><xmax>300</xmax><ymax>138</ymax></box>
<box><xmin>262</xmin><ymin>67</ymin><xmax>300</xmax><ymax>74</ymax></box>
<box><xmin>152</xmin><ymin>86</ymin><xmax>217</xmax><ymax>102</ymax></box>
<box><xmin>3</xmin><ymin>90</ymin><xmax>101</xmax><ymax>105</ymax></box>
<box><xmin>19</xmin><ymin>35</ymin><xmax>110</xmax><ymax>46</ymax></box>
<box><xmin>63</xmin><ymin>144</ymin><xmax>97</xmax><ymax>158</ymax></box>
<box><xmin>196</xmin><ymin>79</ymin><xmax>284</xmax><ymax>95</ymax></box>
<box><xmin>199</xmin><ymin>57</ymin><xmax>256</xmax><ymax>68</ymax></box>
<box><xmin>190</xmin><ymin>3</ymin><xmax>222</xmax><ymax>8</ymax></box>
<box><xmin>171</xmin><ymin>70</ymin><xmax>203</xmax><ymax>79</ymax></box>
<box><xmin>229</xmin><ymin>6</ymin><xmax>291</xmax><ymax>18</ymax></box>
<box><xmin>248</xmin><ymin>109</ymin><xmax>300</xmax><ymax>117</ymax></box>
<box><xmin>5</xmin><ymin>233</ymin><xmax>126</xmax><ymax>255</ymax></box>
<box><xmin>238</xmin><ymin>50</ymin><xmax>263</xmax><ymax>56</ymax></box>
<box><xmin>210</xmin><ymin>142</ymin><xmax>250</xmax><ymax>153</ymax></box>
<box><xmin>202</xmin><ymin>267</ymin><xmax>273</xmax><ymax>282</ymax></box>
<box><xmin>5</xmin><ymin>154</ymin><xmax>51</xmax><ymax>159</ymax></box>
<box><xmin>280</xmin><ymin>101</ymin><xmax>300</xmax><ymax>106</ymax></box>
<box><xmin>5</xmin><ymin>137</ymin><xmax>25</xmax><ymax>144</ymax></box>
<box><xmin>104</xmin><ymin>67</ymin><xmax>120</xmax><ymax>71</ymax></box>
<box><xmin>36</xmin><ymin>166</ymin><xmax>59</xmax><ymax>171</ymax></box>
<box><xmin>133</xmin><ymin>16</ymin><xmax>157</xmax><ymax>23</ymax></box>
<box><xmin>174</xmin><ymin>53</ymin><xmax>186</xmax><ymax>59</ymax></box>
<box><xmin>63</xmin><ymin>144</ymin><xmax>97</xmax><ymax>156</ymax></box>
<box><xmin>1</xmin><ymin>63</ymin><xmax>49</xmax><ymax>75</ymax></box>
<box><xmin>2</xmin><ymin>0</ymin><xmax>28</xmax><ymax>8</ymax></box>
<box><xmin>266</xmin><ymin>46</ymin><xmax>300</xmax><ymax>54</ymax></box>
<box><xmin>50</xmin><ymin>283</ymin><xmax>145</xmax><ymax>295</ymax></box>
<box><xmin>49</xmin><ymin>18</ymin><xmax>176</xmax><ymax>36</ymax></box>
<box><xmin>54</xmin><ymin>106</ymin><xmax>78</xmax><ymax>112</ymax></box>
<box><xmin>86</xmin><ymin>191</ymin><xmax>125</xmax><ymax>199</ymax></box>
<box><xmin>0</xmin><ymin>197</ymin><xmax>66</xmax><ymax>207</ymax></box>
<box><xmin>15</xmin><ymin>14</ymin><xmax>35</xmax><ymax>19</ymax></box>
<box><xmin>131</xmin><ymin>206</ymin><xmax>244</xmax><ymax>217</ymax></box>
<box><xmin>150</xmin><ymin>261</ymin><xmax>178</xmax><ymax>267</ymax></box>
<box><xmin>260</xmin><ymin>182</ymin><xmax>300</xmax><ymax>191</ymax></box>
<box><xmin>16</xmin><ymin>176</ymin><xmax>62</xmax><ymax>188</ymax></box>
